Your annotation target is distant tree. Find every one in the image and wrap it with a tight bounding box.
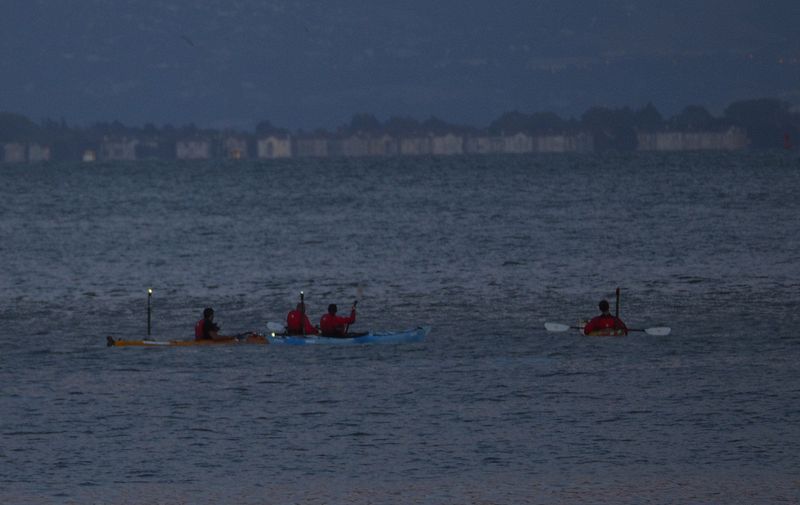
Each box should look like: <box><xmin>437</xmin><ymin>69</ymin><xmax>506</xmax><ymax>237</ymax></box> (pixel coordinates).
<box><xmin>0</xmin><ymin>112</ymin><xmax>40</xmax><ymax>141</ymax></box>
<box><xmin>42</xmin><ymin>123</ymin><xmax>91</xmax><ymax>161</ymax></box>
<box><xmin>255</xmin><ymin>120</ymin><xmax>288</xmax><ymax>136</ymax></box>
<box><xmin>421</xmin><ymin>116</ymin><xmax>457</xmax><ymax>134</ymax></box>
<box><xmin>633</xmin><ymin>102</ymin><xmax>664</xmax><ymax>132</ymax></box>
<box><xmin>489</xmin><ymin>111</ymin><xmax>528</xmax><ymax>134</ymax></box>
<box><xmin>89</xmin><ymin>121</ymin><xmax>130</xmax><ymax>139</ymax></box>
<box><xmin>179</xmin><ymin>123</ymin><xmax>199</xmax><ymax>136</ymax></box>
<box><xmin>489</xmin><ymin>111</ymin><xmax>565</xmax><ymax>134</ymax></box>
<box><xmin>384</xmin><ymin>116</ymin><xmax>422</xmax><ymax>135</ymax></box>
<box><xmin>527</xmin><ymin>111</ymin><xmax>565</xmax><ymax>132</ymax></box>
<box><xmin>255</xmin><ymin>120</ymin><xmax>274</xmax><ymax>134</ymax></box>
<box><xmin>347</xmin><ymin>113</ymin><xmax>381</xmax><ymax>134</ymax></box>
<box><xmin>724</xmin><ymin>98</ymin><xmax>797</xmax><ymax>149</ymax></box>
<box><xmin>142</xmin><ymin>123</ymin><xmax>159</xmax><ymax>136</ymax></box>
<box><xmin>580</xmin><ymin>106</ymin><xmax>637</xmax><ymax>151</ymax></box>
<box><xmin>669</xmin><ymin>105</ymin><xmax>719</xmax><ymax>131</ymax></box>
<box><xmin>109</xmin><ymin>120</ymin><xmax>128</xmax><ymax>135</ymax></box>
<box><xmin>40</xmin><ymin>117</ymin><xmax>69</xmax><ymax>132</ymax></box>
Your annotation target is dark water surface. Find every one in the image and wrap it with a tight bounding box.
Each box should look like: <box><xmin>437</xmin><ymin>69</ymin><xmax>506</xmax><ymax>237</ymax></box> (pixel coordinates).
<box><xmin>1</xmin><ymin>153</ymin><xmax>799</xmax><ymax>504</ymax></box>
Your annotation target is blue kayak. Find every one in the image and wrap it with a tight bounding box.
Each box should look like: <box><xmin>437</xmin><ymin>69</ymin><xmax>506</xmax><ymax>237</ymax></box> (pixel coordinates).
<box><xmin>267</xmin><ymin>326</ymin><xmax>430</xmax><ymax>345</ymax></box>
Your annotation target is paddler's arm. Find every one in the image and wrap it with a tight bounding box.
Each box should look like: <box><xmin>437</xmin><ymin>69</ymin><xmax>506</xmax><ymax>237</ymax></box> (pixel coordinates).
<box><xmin>303</xmin><ymin>315</ymin><xmax>319</xmax><ymax>335</ymax></box>
<box><xmin>208</xmin><ymin>323</ymin><xmax>231</xmax><ymax>340</ymax></box>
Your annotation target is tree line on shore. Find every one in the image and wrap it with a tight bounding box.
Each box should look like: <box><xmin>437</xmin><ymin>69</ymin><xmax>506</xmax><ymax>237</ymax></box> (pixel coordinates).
<box><xmin>1</xmin><ymin>98</ymin><xmax>798</xmax><ymax>160</ymax></box>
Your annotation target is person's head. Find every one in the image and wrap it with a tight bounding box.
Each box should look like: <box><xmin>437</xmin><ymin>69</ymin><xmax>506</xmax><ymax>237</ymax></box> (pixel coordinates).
<box><xmin>328</xmin><ymin>303</ymin><xmax>338</xmax><ymax>315</ymax></box>
<box><xmin>598</xmin><ymin>300</ymin><xmax>610</xmax><ymax>313</ymax></box>
<box><xmin>203</xmin><ymin>307</ymin><xmax>214</xmax><ymax>320</ymax></box>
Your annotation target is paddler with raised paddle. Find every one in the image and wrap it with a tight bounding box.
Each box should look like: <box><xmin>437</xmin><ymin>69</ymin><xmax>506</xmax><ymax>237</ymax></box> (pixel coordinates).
<box><xmin>583</xmin><ymin>299</ymin><xmax>628</xmax><ymax>336</ymax></box>
<box><xmin>319</xmin><ymin>301</ymin><xmax>357</xmax><ymax>337</ymax></box>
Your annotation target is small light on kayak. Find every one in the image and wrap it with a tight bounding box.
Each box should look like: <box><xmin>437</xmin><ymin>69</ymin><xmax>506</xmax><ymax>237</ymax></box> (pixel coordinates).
<box><xmin>148</xmin><ymin>288</ymin><xmax>153</xmax><ymax>295</ymax></box>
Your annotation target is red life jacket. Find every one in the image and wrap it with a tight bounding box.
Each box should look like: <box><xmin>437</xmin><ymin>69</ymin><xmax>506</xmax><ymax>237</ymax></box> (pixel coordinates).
<box><xmin>286</xmin><ymin>310</ymin><xmax>318</xmax><ymax>335</ymax></box>
<box><xmin>319</xmin><ymin>310</ymin><xmax>356</xmax><ymax>336</ymax></box>
<box><xmin>194</xmin><ymin>319</ymin><xmax>206</xmax><ymax>339</ymax></box>
<box><xmin>583</xmin><ymin>314</ymin><xmax>628</xmax><ymax>336</ymax></box>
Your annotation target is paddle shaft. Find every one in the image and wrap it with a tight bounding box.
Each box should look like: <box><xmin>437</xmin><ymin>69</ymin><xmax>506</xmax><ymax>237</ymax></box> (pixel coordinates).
<box><xmin>147</xmin><ymin>289</ymin><xmax>152</xmax><ymax>337</ymax></box>
<box><xmin>345</xmin><ymin>300</ymin><xmax>357</xmax><ymax>334</ymax></box>
<box><xmin>299</xmin><ymin>291</ymin><xmax>307</xmax><ymax>337</ymax></box>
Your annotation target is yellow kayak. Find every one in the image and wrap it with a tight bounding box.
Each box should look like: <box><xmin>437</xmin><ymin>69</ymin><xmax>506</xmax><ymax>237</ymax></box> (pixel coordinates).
<box><xmin>106</xmin><ymin>334</ymin><xmax>268</xmax><ymax>347</ymax></box>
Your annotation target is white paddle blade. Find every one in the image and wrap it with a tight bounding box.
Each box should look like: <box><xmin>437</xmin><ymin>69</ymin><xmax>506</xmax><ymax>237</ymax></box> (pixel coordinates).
<box><xmin>544</xmin><ymin>322</ymin><xmax>571</xmax><ymax>332</ymax></box>
<box><xmin>644</xmin><ymin>326</ymin><xmax>671</xmax><ymax>336</ymax></box>
<box><xmin>267</xmin><ymin>321</ymin><xmax>286</xmax><ymax>333</ymax></box>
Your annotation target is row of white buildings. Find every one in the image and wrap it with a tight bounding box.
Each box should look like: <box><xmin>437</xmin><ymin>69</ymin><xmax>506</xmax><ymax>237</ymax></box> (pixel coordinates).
<box><xmin>2</xmin><ymin>128</ymin><xmax>749</xmax><ymax>163</ymax></box>
<box><xmin>2</xmin><ymin>143</ymin><xmax>52</xmax><ymax>163</ymax></box>
<box><xmin>636</xmin><ymin>128</ymin><xmax>749</xmax><ymax>151</ymax></box>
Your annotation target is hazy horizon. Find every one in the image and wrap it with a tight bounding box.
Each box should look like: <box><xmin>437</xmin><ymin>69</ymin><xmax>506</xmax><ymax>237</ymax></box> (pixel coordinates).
<box><xmin>2</xmin><ymin>1</ymin><xmax>799</xmax><ymax>130</ymax></box>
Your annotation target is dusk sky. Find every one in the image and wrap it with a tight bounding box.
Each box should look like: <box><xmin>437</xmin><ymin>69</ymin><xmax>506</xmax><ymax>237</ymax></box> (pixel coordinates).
<box><xmin>2</xmin><ymin>0</ymin><xmax>798</xmax><ymax>130</ymax></box>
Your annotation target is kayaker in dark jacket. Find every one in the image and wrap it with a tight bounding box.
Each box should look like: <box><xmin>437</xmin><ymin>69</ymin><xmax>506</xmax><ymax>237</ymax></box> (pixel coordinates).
<box><xmin>194</xmin><ymin>307</ymin><xmax>232</xmax><ymax>340</ymax></box>
<box><xmin>319</xmin><ymin>303</ymin><xmax>356</xmax><ymax>337</ymax></box>
<box><xmin>583</xmin><ymin>299</ymin><xmax>628</xmax><ymax>336</ymax></box>
<box><xmin>286</xmin><ymin>302</ymin><xmax>319</xmax><ymax>335</ymax></box>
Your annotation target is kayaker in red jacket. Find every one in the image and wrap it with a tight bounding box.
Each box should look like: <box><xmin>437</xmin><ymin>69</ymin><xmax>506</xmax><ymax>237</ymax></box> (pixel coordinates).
<box><xmin>583</xmin><ymin>299</ymin><xmax>628</xmax><ymax>336</ymax></box>
<box><xmin>319</xmin><ymin>303</ymin><xmax>356</xmax><ymax>337</ymax></box>
<box><xmin>194</xmin><ymin>307</ymin><xmax>232</xmax><ymax>340</ymax></box>
<box><xmin>286</xmin><ymin>302</ymin><xmax>319</xmax><ymax>335</ymax></box>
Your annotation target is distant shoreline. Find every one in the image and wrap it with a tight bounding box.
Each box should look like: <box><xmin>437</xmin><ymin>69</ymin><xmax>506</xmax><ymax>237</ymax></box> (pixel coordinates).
<box><xmin>1</xmin><ymin>97</ymin><xmax>797</xmax><ymax>162</ymax></box>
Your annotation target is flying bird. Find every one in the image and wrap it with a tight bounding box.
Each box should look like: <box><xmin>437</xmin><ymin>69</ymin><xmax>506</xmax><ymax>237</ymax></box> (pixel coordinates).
<box><xmin>181</xmin><ymin>34</ymin><xmax>196</xmax><ymax>47</ymax></box>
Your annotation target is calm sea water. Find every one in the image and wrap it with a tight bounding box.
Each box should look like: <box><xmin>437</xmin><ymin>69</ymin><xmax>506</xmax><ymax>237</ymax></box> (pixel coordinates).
<box><xmin>1</xmin><ymin>153</ymin><xmax>799</xmax><ymax>504</ymax></box>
